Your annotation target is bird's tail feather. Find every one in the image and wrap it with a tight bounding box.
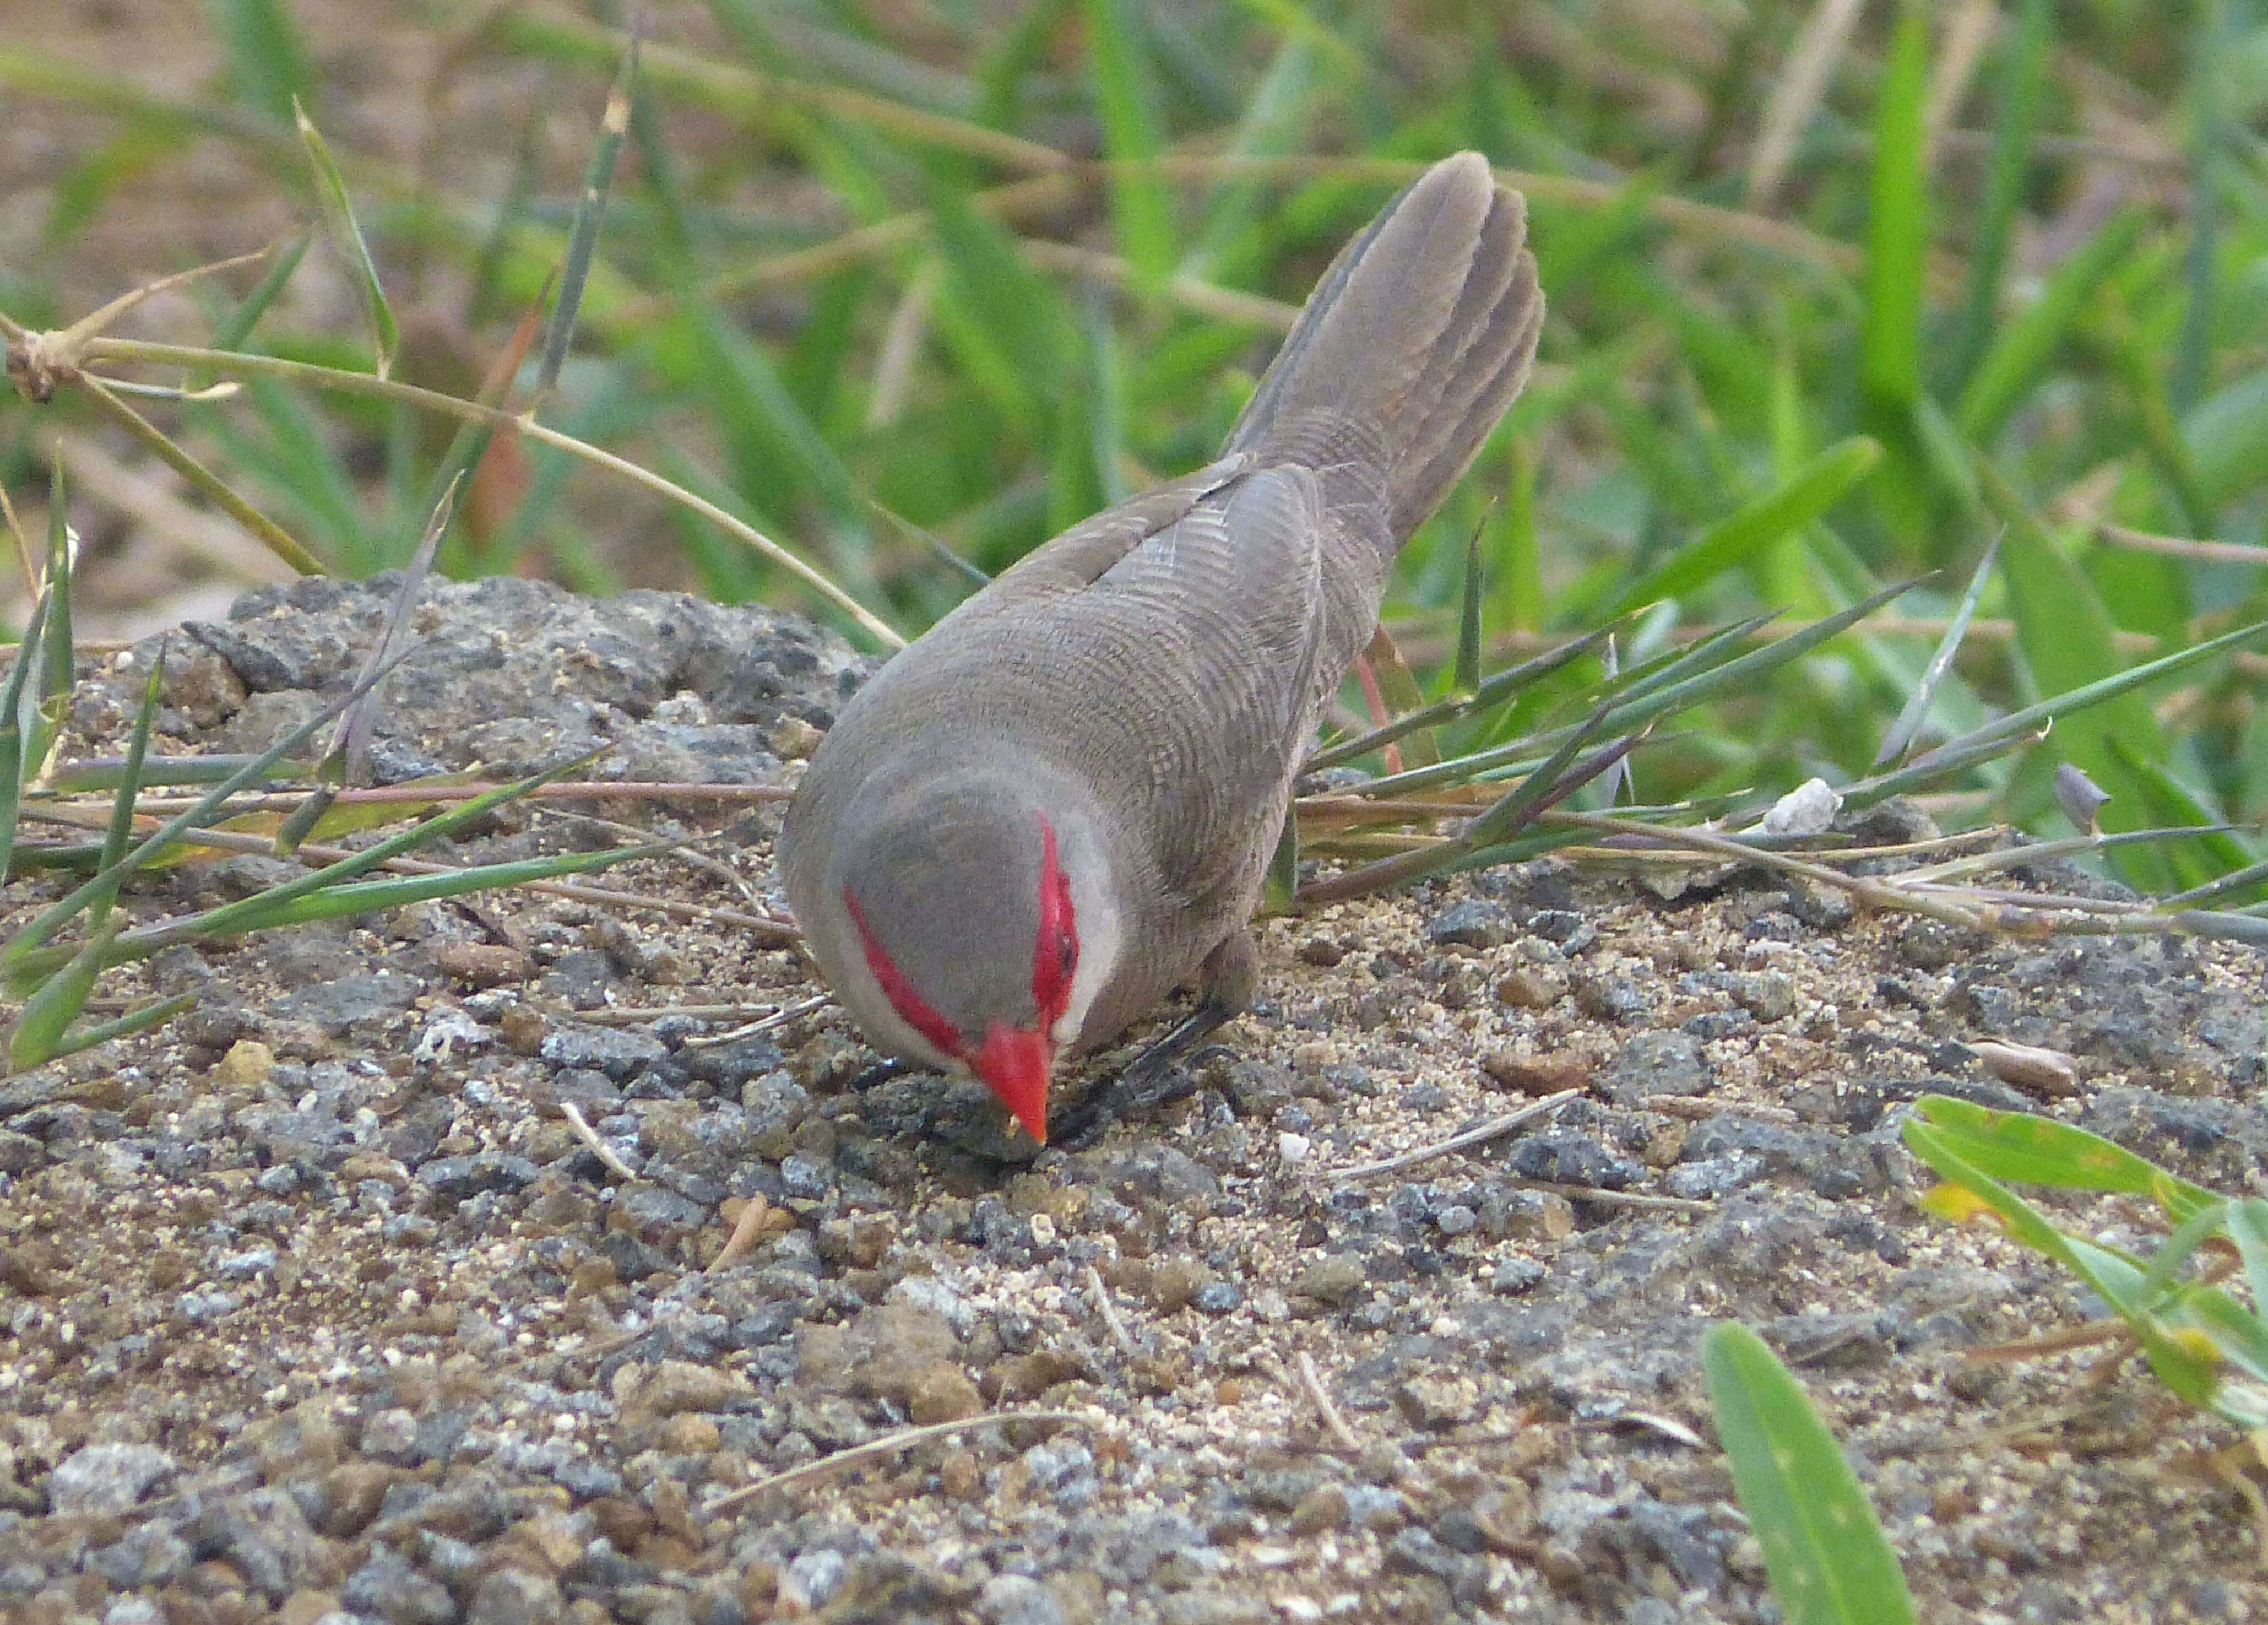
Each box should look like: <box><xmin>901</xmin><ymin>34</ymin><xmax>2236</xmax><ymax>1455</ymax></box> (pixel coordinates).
<box><xmin>1225</xmin><ymin>151</ymin><xmax>1543</xmax><ymax>547</ymax></box>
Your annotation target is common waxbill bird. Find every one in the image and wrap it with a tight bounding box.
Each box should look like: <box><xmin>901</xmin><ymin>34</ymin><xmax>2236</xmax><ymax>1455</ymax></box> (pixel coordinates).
<box><xmin>780</xmin><ymin>152</ymin><xmax>1544</xmax><ymax>1145</ymax></box>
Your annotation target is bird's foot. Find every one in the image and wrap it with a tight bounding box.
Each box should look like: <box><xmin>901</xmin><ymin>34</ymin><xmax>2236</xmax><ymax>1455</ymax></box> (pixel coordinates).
<box><xmin>844</xmin><ymin>1056</ymin><xmax>914</xmax><ymax>1094</ymax></box>
<box><xmin>1053</xmin><ymin>1001</ymin><xmax>1235</xmax><ymax>1150</ymax></box>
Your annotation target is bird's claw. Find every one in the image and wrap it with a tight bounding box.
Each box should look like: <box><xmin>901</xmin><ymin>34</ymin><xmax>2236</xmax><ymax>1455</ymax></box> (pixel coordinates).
<box><xmin>1052</xmin><ymin>1003</ymin><xmax>1235</xmax><ymax>1149</ymax></box>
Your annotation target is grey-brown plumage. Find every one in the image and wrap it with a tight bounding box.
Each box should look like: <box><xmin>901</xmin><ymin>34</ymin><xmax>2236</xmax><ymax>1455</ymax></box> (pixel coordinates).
<box><xmin>780</xmin><ymin>153</ymin><xmax>1544</xmax><ymax>1141</ymax></box>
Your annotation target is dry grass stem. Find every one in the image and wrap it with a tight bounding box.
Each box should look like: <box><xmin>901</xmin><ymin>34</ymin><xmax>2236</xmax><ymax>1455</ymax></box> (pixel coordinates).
<box><xmin>1332</xmin><ymin>1087</ymin><xmax>1583</xmax><ymax>1181</ymax></box>
<box><xmin>681</xmin><ymin>994</ymin><xmax>831</xmax><ymax>1049</ymax></box>
<box><xmin>1298</xmin><ymin>1352</ymin><xmax>1363</xmax><ymax>1452</ymax></box>
<box><xmin>706</xmin><ymin>1411</ymin><xmax>1088</xmax><ymax>1514</ymax></box>
<box><xmin>1086</xmin><ymin>1264</ymin><xmax>1137</xmax><ymax>1358</ymax></box>
<box><xmin>558</xmin><ymin>1099</ymin><xmax>638</xmax><ymax>1182</ymax></box>
<box><xmin>1748</xmin><ymin>0</ymin><xmax>1867</xmax><ymax>209</ymax></box>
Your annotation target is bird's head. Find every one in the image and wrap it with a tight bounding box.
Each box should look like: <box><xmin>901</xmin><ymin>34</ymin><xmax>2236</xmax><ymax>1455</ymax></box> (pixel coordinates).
<box><xmin>831</xmin><ymin>776</ymin><xmax>1110</xmax><ymax>1144</ymax></box>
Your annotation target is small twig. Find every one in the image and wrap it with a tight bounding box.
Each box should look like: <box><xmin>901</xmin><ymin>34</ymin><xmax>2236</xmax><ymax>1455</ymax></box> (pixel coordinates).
<box><xmin>1298</xmin><ymin>1353</ymin><xmax>1363</xmax><ymax>1452</ymax></box>
<box><xmin>1086</xmin><ymin>1265</ymin><xmax>1137</xmax><ymax>1358</ymax></box>
<box><xmin>1641</xmin><ymin>1094</ymin><xmax>1799</xmax><ymax>1125</ymax></box>
<box><xmin>2096</xmin><ymin>520</ymin><xmax>2268</xmax><ymax>568</ymax></box>
<box><xmin>1513</xmin><ymin>1179</ymin><xmax>1711</xmax><ymax>1213</ymax></box>
<box><xmin>706</xmin><ymin>1411</ymin><xmax>1087</xmax><ymax>1513</ymax></box>
<box><xmin>1332</xmin><ymin>1088</ymin><xmax>1582</xmax><ymax>1181</ymax></box>
<box><xmin>560</xmin><ymin>1099</ymin><xmax>638</xmax><ymax>1182</ymax></box>
<box><xmin>681</xmin><ymin>995</ymin><xmax>831</xmax><ymax>1048</ymax></box>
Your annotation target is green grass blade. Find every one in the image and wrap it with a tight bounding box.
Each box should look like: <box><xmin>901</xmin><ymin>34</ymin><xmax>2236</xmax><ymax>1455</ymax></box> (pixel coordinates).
<box><xmin>35</xmin><ymin>460</ymin><xmax>74</xmax><ymax>777</ymax></box>
<box><xmin>1084</xmin><ymin>0</ymin><xmax>1176</xmax><ymax>288</ymax></box>
<box><xmin>29</xmin><ymin>992</ymin><xmax>198</xmax><ymax>1069</ymax></box>
<box><xmin>203</xmin><ymin>0</ymin><xmax>310</xmax><ymax>127</ymax></box>
<box><xmin>1700</xmin><ymin>1323</ymin><xmax>1917</xmax><ymax>1625</ymax></box>
<box><xmin>1463</xmin><ymin>701</ymin><xmax>1616</xmax><ymax>847</ymax></box>
<box><xmin>2136</xmin><ymin>1198</ymin><xmax>2233</xmax><ymax>1308</ymax></box>
<box><xmin>1944</xmin><ymin>0</ymin><xmax>2049</xmax><ymax>393</ymax></box>
<box><xmin>1861</xmin><ymin>0</ymin><xmax>1930</xmax><ymax>426</ymax></box>
<box><xmin>1956</xmin><ymin>209</ymin><xmax>2144</xmax><ymax>441</ymax></box>
<box><xmin>1594</xmin><ymin>579</ymin><xmax>1919</xmax><ymax>742</ymax></box>
<box><xmin>1609</xmin><ymin>438</ymin><xmax>1882</xmax><ymax>614</ymax></box>
<box><xmin>97</xmin><ymin>844</ymin><xmax>666</xmax><ymax>965</ymax></box>
<box><xmin>537</xmin><ymin>32</ymin><xmax>636</xmax><ymax>403</ymax></box>
<box><xmin>1306</xmin><ymin>624</ymin><xmax>1619</xmax><ymax>773</ymax></box>
<box><xmin>209</xmin><ymin>229</ymin><xmax>310</xmax><ymax>355</ymax></box>
<box><xmin>2226</xmin><ymin>1201</ymin><xmax>2268</xmax><ymax>1320</ymax></box>
<box><xmin>8</xmin><ymin>924</ymin><xmax>115</xmax><ymax>1072</ymax></box>
<box><xmin>1453</xmin><ymin>511</ymin><xmax>1486</xmax><ymax>698</ymax></box>
<box><xmin>293</xmin><ymin>96</ymin><xmax>398</xmax><ymax>379</ymax></box>
<box><xmin>87</xmin><ymin>646</ymin><xmax>166</xmax><ymax>932</ymax></box>
<box><xmin>142</xmin><ymin>749</ymin><xmax>608</xmax><ymax>954</ymax></box>
<box><xmin>0</xmin><ymin>646</ymin><xmax>422</xmax><ymax>974</ymax></box>
<box><xmin>1262</xmin><ymin>811</ymin><xmax>1298</xmax><ymax>915</ymax></box>
<box><xmin>1875</xmin><ymin>530</ymin><xmax>1999</xmax><ymax>767</ymax></box>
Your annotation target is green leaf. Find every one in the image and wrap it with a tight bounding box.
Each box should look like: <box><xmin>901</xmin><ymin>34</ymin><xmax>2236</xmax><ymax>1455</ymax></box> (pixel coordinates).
<box><xmin>294</xmin><ymin>96</ymin><xmax>398</xmax><ymax>379</ymax></box>
<box><xmin>1907</xmin><ymin>1095</ymin><xmax>2219</xmax><ymax>1221</ymax></box>
<box><xmin>1862</xmin><ymin>0</ymin><xmax>1930</xmax><ymax>422</ymax></box>
<box><xmin>1700</xmin><ymin>1323</ymin><xmax>1917</xmax><ymax>1625</ymax></box>
<box><xmin>1609</xmin><ymin>438</ymin><xmax>1882</xmax><ymax>614</ymax></box>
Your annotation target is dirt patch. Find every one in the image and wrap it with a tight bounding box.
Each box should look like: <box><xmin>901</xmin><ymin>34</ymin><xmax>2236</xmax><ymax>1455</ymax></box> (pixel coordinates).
<box><xmin>3</xmin><ymin>579</ymin><xmax>2266</xmax><ymax>1623</ymax></box>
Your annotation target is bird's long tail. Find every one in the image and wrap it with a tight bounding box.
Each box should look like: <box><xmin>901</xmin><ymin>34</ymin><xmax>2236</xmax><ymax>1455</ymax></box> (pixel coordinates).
<box><xmin>1225</xmin><ymin>151</ymin><xmax>1543</xmax><ymax>549</ymax></box>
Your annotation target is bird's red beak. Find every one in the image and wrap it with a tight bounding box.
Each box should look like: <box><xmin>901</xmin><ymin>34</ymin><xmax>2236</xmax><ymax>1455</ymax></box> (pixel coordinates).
<box><xmin>972</xmin><ymin>1022</ymin><xmax>1054</xmax><ymax>1144</ymax></box>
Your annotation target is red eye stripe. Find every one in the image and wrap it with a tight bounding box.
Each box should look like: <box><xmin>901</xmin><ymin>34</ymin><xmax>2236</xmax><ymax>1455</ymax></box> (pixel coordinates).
<box><xmin>843</xmin><ymin>887</ymin><xmax>963</xmax><ymax>1059</ymax></box>
<box><xmin>1030</xmin><ymin>815</ymin><xmax>1078</xmax><ymax>1024</ymax></box>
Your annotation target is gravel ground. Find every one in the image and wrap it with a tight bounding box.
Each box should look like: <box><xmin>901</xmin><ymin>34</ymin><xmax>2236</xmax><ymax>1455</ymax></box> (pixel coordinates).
<box><xmin>4</xmin><ymin>577</ymin><xmax>2268</xmax><ymax>1625</ymax></box>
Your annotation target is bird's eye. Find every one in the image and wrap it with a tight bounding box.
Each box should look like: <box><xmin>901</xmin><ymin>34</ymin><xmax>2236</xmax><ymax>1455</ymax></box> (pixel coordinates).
<box><xmin>1057</xmin><ymin>930</ymin><xmax>1077</xmax><ymax>977</ymax></box>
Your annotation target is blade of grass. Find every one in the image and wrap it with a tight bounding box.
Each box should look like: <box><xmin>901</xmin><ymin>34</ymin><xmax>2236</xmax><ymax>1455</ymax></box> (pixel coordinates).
<box><xmin>1608</xmin><ymin>437</ymin><xmax>1882</xmax><ymax>614</ymax></box>
<box><xmin>1084</xmin><ymin>0</ymin><xmax>1176</xmax><ymax>288</ymax></box>
<box><xmin>1700</xmin><ymin>1322</ymin><xmax>1917</xmax><ymax>1625</ymax></box>
<box><xmin>1305</xmin><ymin>623</ymin><xmax>1620</xmax><ymax>772</ymax></box>
<box><xmin>74</xmin><ymin>373</ymin><xmax>324</xmax><ymax>573</ymax></box>
<box><xmin>294</xmin><ymin>95</ymin><xmax>398</xmax><ymax>378</ymax></box>
<box><xmin>1</xmin><ymin>645</ymin><xmax>425</xmax><ymax>975</ymax></box>
<box><xmin>535</xmin><ymin>31</ymin><xmax>637</xmax><ymax>405</ymax></box>
<box><xmin>1452</xmin><ymin>509</ymin><xmax>1486</xmax><ymax>699</ymax></box>
<box><xmin>1875</xmin><ymin>530</ymin><xmax>1999</xmax><ymax>767</ymax></box>
<box><xmin>8</xmin><ymin>923</ymin><xmax>118</xmax><ymax>1072</ymax></box>
<box><xmin>86</xmin><ymin>644</ymin><xmax>165</xmax><ymax>933</ymax></box>
<box><xmin>1944</xmin><ymin>0</ymin><xmax>2050</xmax><ymax>393</ymax></box>
<box><xmin>1862</xmin><ymin>1</ymin><xmax>1930</xmax><ymax>429</ymax></box>
<box><xmin>31</xmin><ymin>461</ymin><xmax>73</xmax><ymax>779</ymax></box>
<box><xmin>1956</xmin><ymin>209</ymin><xmax>2145</xmax><ymax>441</ymax></box>
<box><xmin>207</xmin><ymin>229</ymin><xmax>310</xmax><ymax>357</ymax></box>
<box><xmin>204</xmin><ymin>0</ymin><xmax>308</xmax><ymax>126</ymax></box>
<box><xmin>1907</xmin><ymin>1095</ymin><xmax>2219</xmax><ymax>1218</ymax></box>
<box><xmin>24</xmin><ymin>992</ymin><xmax>197</xmax><ymax>1069</ymax></box>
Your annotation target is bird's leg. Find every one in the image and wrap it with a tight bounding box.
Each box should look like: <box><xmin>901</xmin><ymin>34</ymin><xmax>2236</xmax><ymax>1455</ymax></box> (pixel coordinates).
<box><xmin>1056</xmin><ymin>933</ymin><xmax>1256</xmax><ymax>1149</ymax></box>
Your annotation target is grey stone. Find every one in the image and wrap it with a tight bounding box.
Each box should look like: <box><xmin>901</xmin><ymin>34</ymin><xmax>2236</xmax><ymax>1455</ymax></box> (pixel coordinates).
<box><xmin>48</xmin><ymin>1443</ymin><xmax>174</xmax><ymax>1515</ymax></box>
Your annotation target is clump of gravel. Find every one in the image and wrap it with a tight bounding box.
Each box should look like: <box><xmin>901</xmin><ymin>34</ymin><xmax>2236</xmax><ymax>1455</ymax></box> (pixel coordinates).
<box><xmin>3</xmin><ymin>576</ymin><xmax>2265</xmax><ymax>1624</ymax></box>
